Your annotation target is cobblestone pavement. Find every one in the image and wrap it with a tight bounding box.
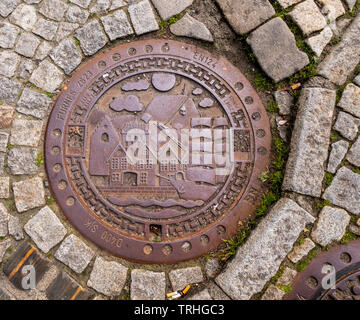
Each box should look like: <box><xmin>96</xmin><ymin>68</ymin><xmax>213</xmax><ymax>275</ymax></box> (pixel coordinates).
<box><xmin>0</xmin><ymin>0</ymin><xmax>359</xmax><ymax>300</ymax></box>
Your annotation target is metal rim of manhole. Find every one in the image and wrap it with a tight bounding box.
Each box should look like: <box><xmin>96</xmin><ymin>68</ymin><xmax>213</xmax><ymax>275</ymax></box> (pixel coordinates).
<box><xmin>44</xmin><ymin>39</ymin><xmax>271</xmax><ymax>264</ymax></box>
<box><xmin>285</xmin><ymin>240</ymin><xmax>360</xmax><ymax>300</ymax></box>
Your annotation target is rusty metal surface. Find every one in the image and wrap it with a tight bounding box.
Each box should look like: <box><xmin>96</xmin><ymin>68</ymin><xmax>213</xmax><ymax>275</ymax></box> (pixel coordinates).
<box><xmin>44</xmin><ymin>40</ymin><xmax>271</xmax><ymax>264</ymax></box>
<box><xmin>285</xmin><ymin>240</ymin><xmax>360</xmax><ymax>300</ymax></box>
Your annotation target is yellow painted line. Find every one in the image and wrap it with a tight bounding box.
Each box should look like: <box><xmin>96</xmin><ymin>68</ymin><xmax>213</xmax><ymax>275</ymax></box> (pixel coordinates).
<box><xmin>70</xmin><ymin>286</ymin><xmax>83</xmax><ymax>300</ymax></box>
<box><xmin>9</xmin><ymin>247</ymin><xmax>34</xmax><ymax>280</ymax></box>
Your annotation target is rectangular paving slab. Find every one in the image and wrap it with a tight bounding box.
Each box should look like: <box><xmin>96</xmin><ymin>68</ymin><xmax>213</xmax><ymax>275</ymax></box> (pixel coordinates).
<box><xmin>215</xmin><ymin>198</ymin><xmax>314</xmax><ymax>300</ymax></box>
<box><xmin>283</xmin><ymin>87</ymin><xmax>336</xmax><ymax>197</ymax></box>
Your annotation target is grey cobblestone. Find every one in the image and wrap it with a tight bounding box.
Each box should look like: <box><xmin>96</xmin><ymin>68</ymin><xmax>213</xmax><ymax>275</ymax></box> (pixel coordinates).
<box><xmin>16</xmin><ymin>88</ymin><xmax>52</xmax><ymax>119</ymax></box>
<box><xmin>35</xmin><ymin>41</ymin><xmax>54</xmax><ymax>60</ymax></box>
<box><xmin>13</xmin><ymin>177</ymin><xmax>46</xmax><ymax>213</ymax></box>
<box><xmin>169</xmin><ymin>267</ymin><xmax>204</xmax><ymax>291</ymax></box>
<box><xmin>311</xmin><ymin>206</ymin><xmax>350</xmax><ymax>246</ymax></box>
<box><xmin>24</xmin><ymin>206</ymin><xmax>67</xmax><ymax>253</ymax></box>
<box><xmin>333</xmin><ymin>111</ymin><xmax>360</xmax><ymax>140</ymax></box>
<box><xmin>66</xmin><ymin>5</ymin><xmax>89</xmax><ymax>24</ymax></box>
<box><xmin>247</xmin><ymin>18</ymin><xmax>309</xmax><ymax>82</ymax></box>
<box><xmin>75</xmin><ymin>20</ymin><xmax>108</xmax><ymax>56</ymax></box>
<box><xmin>30</xmin><ymin>60</ymin><xmax>64</xmax><ymax>93</ymax></box>
<box><xmin>283</xmin><ymin>88</ymin><xmax>336</xmax><ymax>197</ymax></box>
<box><xmin>215</xmin><ymin>0</ymin><xmax>275</xmax><ymax>35</ymax></box>
<box><xmin>0</xmin><ymin>132</ymin><xmax>9</xmax><ymax>153</ymax></box>
<box><xmin>8</xmin><ymin>147</ymin><xmax>38</xmax><ymax>175</ymax></box>
<box><xmin>130</xmin><ymin>269</ymin><xmax>166</xmax><ymax>300</ymax></box>
<box><xmin>347</xmin><ymin>136</ymin><xmax>360</xmax><ymax>167</ymax></box>
<box><xmin>0</xmin><ymin>23</ymin><xmax>19</xmax><ymax>49</ymax></box>
<box><xmin>9</xmin><ymin>4</ymin><xmax>37</xmax><ymax>31</ymax></box>
<box><xmin>39</xmin><ymin>0</ymin><xmax>69</xmax><ymax>22</ymax></box>
<box><xmin>215</xmin><ymin>198</ymin><xmax>314</xmax><ymax>300</ymax></box>
<box><xmin>0</xmin><ymin>0</ymin><xmax>20</xmax><ymax>18</ymax></box>
<box><xmin>55</xmin><ymin>234</ymin><xmax>95</xmax><ymax>273</ymax></box>
<box><xmin>50</xmin><ymin>39</ymin><xmax>82</xmax><ymax>75</ymax></box>
<box><xmin>88</xmin><ymin>257</ymin><xmax>128</xmax><ymax>296</ymax></box>
<box><xmin>338</xmin><ymin>83</ymin><xmax>360</xmax><ymax>118</ymax></box>
<box><xmin>152</xmin><ymin>0</ymin><xmax>193</xmax><ymax>20</ymax></box>
<box><xmin>0</xmin><ymin>51</ymin><xmax>20</xmax><ymax>78</ymax></box>
<box><xmin>323</xmin><ymin>167</ymin><xmax>360</xmax><ymax>214</ymax></box>
<box><xmin>327</xmin><ymin>140</ymin><xmax>349</xmax><ymax>174</ymax></box>
<box><xmin>0</xmin><ymin>203</ymin><xmax>9</xmax><ymax>237</ymax></box>
<box><xmin>55</xmin><ymin>22</ymin><xmax>79</xmax><ymax>42</ymax></box>
<box><xmin>0</xmin><ymin>177</ymin><xmax>10</xmax><ymax>199</ymax></box>
<box><xmin>287</xmin><ymin>238</ymin><xmax>316</xmax><ymax>263</ymax></box>
<box><xmin>18</xmin><ymin>59</ymin><xmax>36</xmax><ymax>80</ymax></box>
<box><xmin>33</xmin><ymin>18</ymin><xmax>59</xmax><ymax>41</ymax></box>
<box><xmin>15</xmin><ymin>33</ymin><xmax>41</xmax><ymax>58</ymax></box>
<box><xmin>100</xmin><ymin>10</ymin><xmax>134</xmax><ymax>41</ymax></box>
<box><xmin>128</xmin><ymin>0</ymin><xmax>159</xmax><ymax>35</ymax></box>
<box><xmin>8</xmin><ymin>215</ymin><xmax>24</xmax><ymax>241</ymax></box>
<box><xmin>10</xmin><ymin>120</ymin><xmax>43</xmax><ymax>147</ymax></box>
<box><xmin>0</xmin><ymin>76</ymin><xmax>21</xmax><ymax>104</ymax></box>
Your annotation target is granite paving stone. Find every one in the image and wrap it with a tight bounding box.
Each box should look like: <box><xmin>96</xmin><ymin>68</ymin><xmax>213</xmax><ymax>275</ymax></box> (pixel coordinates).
<box><xmin>88</xmin><ymin>257</ymin><xmax>128</xmax><ymax>296</ymax></box>
<box><xmin>75</xmin><ymin>20</ymin><xmax>108</xmax><ymax>56</ymax></box>
<box><xmin>0</xmin><ymin>51</ymin><xmax>20</xmax><ymax>77</ymax></box>
<box><xmin>283</xmin><ymin>88</ymin><xmax>336</xmax><ymax>197</ymax></box>
<box><xmin>8</xmin><ymin>147</ymin><xmax>38</xmax><ymax>175</ymax></box>
<box><xmin>35</xmin><ymin>41</ymin><xmax>54</xmax><ymax>60</ymax></box>
<box><xmin>170</xmin><ymin>13</ymin><xmax>213</xmax><ymax>42</ymax></box>
<box><xmin>130</xmin><ymin>269</ymin><xmax>166</xmax><ymax>300</ymax></box>
<box><xmin>100</xmin><ymin>10</ymin><xmax>134</xmax><ymax>41</ymax></box>
<box><xmin>18</xmin><ymin>59</ymin><xmax>36</xmax><ymax>80</ymax></box>
<box><xmin>0</xmin><ymin>0</ymin><xmax>20</xmax><ymax>18</ymax></box>
<box><xmin>288</xmin><ymin>0</ymin><xmax>327</xmax><ymax>36</ymax></box>
<box><xmin>0</xmin><ymin>239</ymin><xmax>11</xmax><ymax>263</ymax></box>
<box><xmin>274</xmin><ymin>90</ymin><xmax>294</xmax><ymax>116</ymax></box>
<box><xmin>311</xmin><ymin>206</ymin><xmax>350</xmax><ymax>246</ymax></box>
<box><xmin>0</xmin><ymin>76</ymin><xmax>21</xmax><ymax>104</ymax></box>
<box><xmin>69</xmin><ymin>0</ymin><xmax>91</xmax><ymax>8</ymax></box>
<box><xmin>16</xmin><ymin>88</ymin><xmax>52</xmax><ymax>119</ymax></box>
<box><xmin>347</xmin><ymin>136</ymin><xmax>360</xmax><ymax>167</ymax></box>
<box><xmin>32</xmin><ymin>18</ymin><xmax>58</xmax><ymax>41</ymax></box>
<box><xmin>306</xmin><ymin>26</ymin><xmax>333</xmax><ymax>57</ymax></box>
<box><xmin>50</xmin><ymin>39</ymin><xmax>83</xmax><ymax>75</ymax></box>
<box><xmin>215</xmin><ymin>0</ymin><xmax>275</xmax><ymax>35</ymax></box>
<box><xmin>24</xmin><ymin>206</ymin><xmax>67</xmax><ymax>253</ymax></box>
<box><xmin>66</xmin><ymin>5</ymin><xmax>90</xmax><ymax>24</ymax></box>
<box><xmin>338</xmin><ymin>83</ymin><xmax>360</xmax><ymax>118</ymax></box>
<box><xmin>9</xmin><ymin>4</ymin><xmax>37</xmax><ymax>31</ymax></box>
<box><xmin>333</xmin><ymin>111</ymin><xmax>360</xmax><ymax>140</ymax></box>
<box><xmin>128</xmin><ymin>0</ymin><xmax>159</xmax><ymax>35</ymax></box>
<box><xmin>0</xmin><ymin>132</ymin><xmax>9</xmax><ymax>153</ymax></box>
<box><xmin>277</xmin><ymin>268</ymin><xmax>297</xmax><ymax>286</ymax></box>
<box><xmin>0</xmin><ymin>23</ymin><xmax>19</xmax><ymax>49</ymax></box>
<box><xmin>151</xmin><ymin>0</ymin><xmax>194</xmax><ymax>20</ymax></box>
<box><xmin>0</xmin><ymin>203</ymin><xmax>9</xmax><ymax>237</ymax></box>
<box><xmin>215</xmin><ymin>198</ymin><xmax>315</xmax><ymax>300</ymax></box>
<box><xmin>247</xmin><ymin>18</ymin><xmax>309</xmax><ymax>82</ymax></box>
<box><xmin>169</xmin><ymin>267</ymin><xmax>204</xmax><ymax>291</ymax></box>
<box><xmin>318</xmin><ymin>15</ymin><xmax>360</xmax><ymax>85</ymax></box>
<box><xmin>55</xmin><ymin>22</ymin><xmax>79</xmax><ymax>42</ymax></box>
<box><xmin>0</xmin><ymin>177</ymin><xmax>10</xmax><ymax>199</ymax></box>
<box><xmin>90</xmin><ymin>0</ymin><xmax>111</xmax><ymax>14</ymax></box>
<box><xmin>287</xmin><ymin>238</ymin><xmax>316</xmax><ymax>263</ymax></box>
<box><xmin>8</xmin><ymin>215</ymin><xmax>24</xmax><ymax>241</ymax></box>
<box><xmin>188</xmin><ymin>289</ymin><xmax>213</xmax><ymax>300</ymax></box>
<box><xmin>30</xmin><ymin>60</ymin><xmax>64</xmax><ymax>93</ymax></box>
<box><xmin>55</xmin><ymin>234</ymin><xmax>95</xmax><ymax>273</ymax></box>
<box><xmin>261</xmin><ymin>285</ymin><xmax>285</xmax><ymax>300</ymax></box>
<box><xmin>327</xmin><ymin>140</ymin><xmax>349</xmax><ymax>174</ymax></box>
<box><xmin>10</xmin><ymin>120</ymin><xmax>43</xmax><ymax>147</ymax></box>
<box><xmin>0</xmin><ymin>105</ymin><xmax>14</xmax><ymax>129</ymax></box>
<box><xmin>15</xmin><ymin>33</ymin><xmax>41</xmax><ymax>58</ymax></box>
<box><xmin>323</xmin><ymin>167</ymin><xmax>360</xmax><ymax>214</ymax></box>
<box><xmin>13</xmin><ymin>177</ymin><xmax>46</xmax><ymax>213</ymax></box>
<box><xmin>39</xmin><ymin>0</ymin><xmax>69</xmax><ymax>22</ymax></box>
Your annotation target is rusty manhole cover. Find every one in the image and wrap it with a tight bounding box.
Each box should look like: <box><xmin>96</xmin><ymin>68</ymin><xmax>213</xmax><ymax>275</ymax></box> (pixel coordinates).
<box><xmin>45</xmin><ymin>40</ymin><xmax>271</xmax><ymax>264</ymax></box>
<box><xmin>286</xmin><ymin>240</ymin><xmax>360</xmax><ymax>300</ymax></box>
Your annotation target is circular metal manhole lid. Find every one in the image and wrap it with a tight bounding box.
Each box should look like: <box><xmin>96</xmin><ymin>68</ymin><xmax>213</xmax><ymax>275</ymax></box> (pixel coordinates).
<box><xmin>45</xmin><ymin>40</ymin><xmax>271</xmax><ymax>264</ymax></box>
<box><xmin>286</xmin><ymin>240</ymin><xmax>360</xmax><ymax>300</ymax></box>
